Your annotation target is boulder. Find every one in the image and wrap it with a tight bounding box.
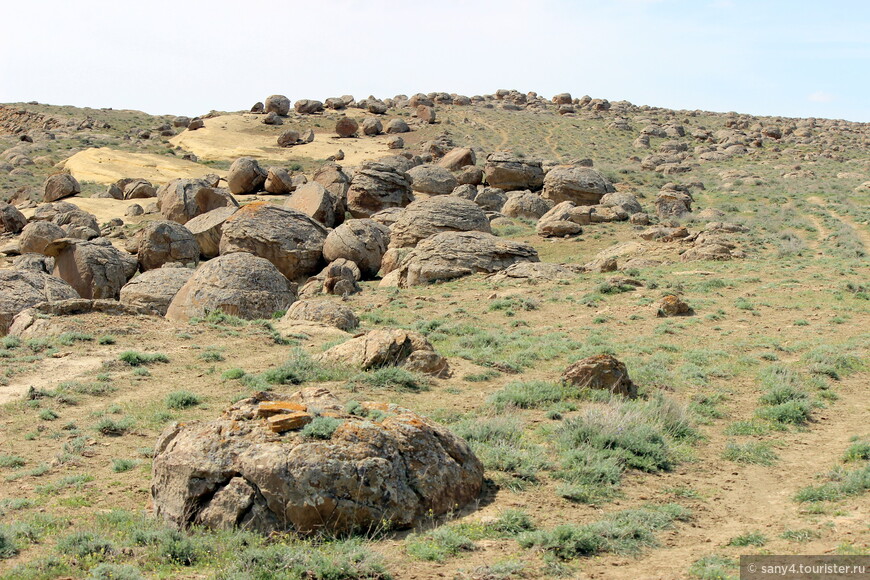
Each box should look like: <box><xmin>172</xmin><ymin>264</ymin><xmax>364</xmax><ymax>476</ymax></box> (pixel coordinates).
<box><xmin>294</xmin><ymin>99</ymin><xmax>323</xmax><ymax>115</ymax></box>
<box><xmin>406</xmin><ymin>164</ymin><xmax>458</xmax><ymax>195</ymax></box>
<box><xmin>135</xmin><ymin>221</ymin><xmax>200</xmax><ymax>271</ymax></box>
<box><xmin>219</xmin><ymin>202</ymin><xmax>328</xmax><ymax>280</ymax></box>
<box><xmin>457</xmin><ymin>165</ymin><xmax>484</xmax><ymax>185</ymax></box>
<box><xmin>0</xmin><ymin>201</ymin><xmax>27</xmax><ymax>234</ymax></box>
<box><xmin>157</xmin><ymin>178</ymin><xmax>239</xmax><ymax>225</ymax></box>
<box><xmin>277</xmin><ymin>130</ymin><xmax>300</xmax><ymax>148</ymax></box>
<box><xmin>501</xmin><ymin>191</ymin><xmax>554</xmax><ymax>219</ymax></box>
<box><xmin>385</xmin><ymin>119</ymin><xmax>410</xmax><ymax>134</ymax></box>
<box><xmin>389</xmin><ymin>197</ymin><xmax>491</xmax><ymax>249</ymax></box>
<box><xmin>561</xmin><ymin>354</ymin><xmax>637</xmax><ymax>398</ymax></box>
<box><xmin>600</xmin><ymin>191</ymin><xmax>642</xmax><ymax>215</ymax></box>
<box><xmin>535</xmin><ymin>201</ymin><xmax>586</xmax><ymax>237</ymax></box>
<box><xmin>317</xmin><ymin>329</ymin><xmax>448</xmax><ymax>376</ymax></box>
<box><xmin>283</xmin><ymin>299</ymin><xmax>358</xmax><ymax>331</ymax></box>
<box><xmin>335</xmin><ymin>117</ymin><xmax>358</xmax><ymax>138</ymax></box>
<box><xmin>184</xmin><ymin>206</ymin><xmax>238</xmax><ymax>259</ymax></box>
<box><xmin>12</xmin><ymin>254</ymin><xmax>54</xmax><ymax>274</ymax></box>
<box><xmin>299</xmin><ymin>259</ymin><xmax>361</xmax><ymax>298</ymax></box>
<box><xmin>483</xmin><ymin>152</ymin><xmax>544</xmax><ymax>191</ymax></box>
<box><xmin>657</xmin><ymin>295</ymin><xmax>692</xmax><ymax>317</ymax></box>
<box><xmin>541</xmin><ymin>166</ymin><xmax>615</xmax><ymax>205</ymax></box>
<box><xmin>473</xmin><ymin>187</ymin><xmax>507</xmax><ymax>212</ymax></box>
<box><xmin>416</xmin><ymin>105</ymin><xmax>436</xmax><ymax>124</ymax></box>
<box><xmin>165</xmin><ymin>252</ymin><xmax>297</xmax><ymax>322</ymax></box>
<box><xmin>0</xmin><ymin>269</ymin><xmax>79</xmax><ymax>334</ymax></box>
<box><xmin>227</xmin><ymin>157</ymin><xmax>267</xmax><ymax>195</ymax></box>
<box><xmin>264</xmin><ymin>95</ymin><xmax>290</xmax><ymax>116</ymax></box>
<box><xmin>322</xmin><ymin>219</ymin><xmax>390</xmax><ymax>278</ymax></box>
<box><xmin>438</xmin><ymin>147</ymin><xmax>475</xmax><ymax>171</ymax></box>
<box><xmin>43</xmin><ymin>238</ymin><xmax>137</xmax><ymax>300</ymax></box>
<box><xmin>313</xmin><ymin>163</ymin><xmax>351</xmax><ymax>201</ymax></box>
<box><xmin>384</xmin><ymin>231</ymin><xmax>539</xmax><ymax>287</ymax></box>
<box><xmin>361</xmin><ymin>117</ymin><xmax>382</xmax><ymax>136</ymax></box>
<box><xmin>284</xmin><ymin>183</ymin><xmax>343</xmax><ymax>228</ymax></box>
<box><xmin>123</xmin><ymin>178</ymin><xmax>157</xmax><ymax>199</ymax></box>
<box><xmin>489</xmin><ymin>261</ymin><xmax>578</xmax><ymax>282</ymax></box>
<box><xmin>655</xmin><ymin>190</ymin><xmax>693</xmax><ymax>219</ymax></box>
<box><xmin>151</xmin><ymin>388</ymin><xmax>482</xmax><ymax>534</ymax></box>
<box><xmin>120</xmin><ymin>265</ymin><xmax>195</xmax><ymax>316</ymax></box>
<box><xmin>53</xmin><ymin>208</ymin><xmax>100</xmax><ymax>240</ymax></box>
<box><xmin>264</xmin><ymin>167</ymin><xmax>295</xmax><ymax>195</ymax></box>
<box><xmin>43</xmin><ymin>173</ymin><xmax>80</xmax><ymax>202</ymax></box>
<box><xmin>19</xmin><ymin>221</ymin><xmax>65</xmax><ymax>254</ymax></box>
<box><xmin>387</xmin><ymin>136</ymin><xmax>404</xmax><ymax>149</ymax></box>
<box><xmin>346</xmin><ymin>161</ymin><xmax>413</xmax><ymax>218</ymax></box>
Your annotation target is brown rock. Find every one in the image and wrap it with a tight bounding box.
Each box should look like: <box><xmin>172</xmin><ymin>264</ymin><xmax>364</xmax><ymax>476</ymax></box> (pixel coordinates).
<box><xmin>267</xmin><ymin>412</ymin><xmax>313</xmax><ymax>433</ymax></box>
<box><xmin>184</xmin><ymin>206</ymin><xmax>238</xmax><ymax>259</ymax></box>
<box><xmin>346</xmin><ymin>161</ymin><xmax>413</xmax><ymax>218</ymax></box>
<box><xmin>335</xmin><ymin>117</ymin><xmax>358</xmax><ymax>138</ymax></box>
<box><xmin>19</xmin><ymin>221</ymin><xmax>65</xmax><ymax>254</ymax></box>
<box><xmin>264</xmin><ymin>95</ymin><xmax>290</xmax><ymax>116</ymax></box>
<box><xmin>0</xmin><ymin>201</ymin><xmax>27</xmax><ymax>234</ymax></box>
<box><xmin>227</xmin><ymin>157</ymin><xmax>267</xmax><ymax>195</ymax></box>
<box><xmin>562</xmin><ymin>354</ymin><xmax>637</xmax><ymax>398</ymax></box>
<box><xmin>43</xmin><ymin>173</ymin><xmax>80</xmax><ymax>202</ymax></box>
<box><xmin>389</xmin><ymin>197</ymin><xmax>491</xmax><ymax>249</ymax></box>
<box><xmin>135</xmin><ymin>221</ymin><xmax>200</xmax><ymax>271</ymax></box>
<box><xmin>0</xmin><ymin>269</ymin><xmax>79</xmax><ymax>334</ymax></box>
<box><xmin>657</xmin><ymin>295</ymin><xmax>692</xmax><ymax>317</ymax></box>
<box><xmin>119</xmin><ymin>265</ymin><xmax>194</xmax><ymax>315</ymax></box>
<box><xmin>438</xmin><ymin>147</ymin><xmax>475</xmax><ymax>171</ymax></box>
<box><xmin>264</xmin><ymin>167</ymin><xmax>295</xmax><ymax>195</ymax></box>
<box><xmin>157</xmin><ymin>178</ymin><xmax>238</xmax><ymax>225</ymax></box>
<box><xmin>284</xmin><ymin>183</ymin><xmax>342</xmax><ymax>228</ymax></box>
<box><xmin>322</xmin><ymin>219</ymin><xmax>390</xmax><ymax>278</ymax></box>
<box><xmin>541</xmin><ymin>166</ymin><xmax>615</xmax><ymax>205</ymax></box>
<box><xmin>484</xmin><ymin>152</ymin><xmax>544</xmax><ymax>191</ymax></box>
<box><xmin>43</xmin><ymin>238</ymin><xmax>137</xmax><ymax>300</ymax></box>
<box><xmin>283</xmin><ymin>299</ymin><xmax>359</xmax><ymax>331</ymax></box>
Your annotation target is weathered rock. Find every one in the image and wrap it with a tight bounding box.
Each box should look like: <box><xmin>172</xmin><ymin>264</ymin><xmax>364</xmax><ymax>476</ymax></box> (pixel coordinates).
<box><xmin>151</xmin><ymin>388</ymin><xmax>482</xmax><ymax>534</ymax></box>
<box><xmin>31</xmin><ymin>201</ymin><xmax>77</xmax><ymax>223</ymax></box>
<box><xmin>313</xmin><ymin>163</ymin><xmax>351</xmax><ymax>202</ymax></box>
<box><xmin>0</xmin><ymin>201</ymin><xmax>27</xmax><ymax>234</ymax></box>
<box><xmin>12</xmin><ymin>254</ymin><xmax>54</xmax><ymax>274</ymax></box>
<box><xmin>264</xmin><ymin>95</ymin><xmax>290</xmax><ymax>116</ymax></box>
<box><xmin>600</xmin><ymin>191</ymin><xmax>642</xmax><ymax>215</ymax></box>
<box><xmin>135</xmin><ymin>221</ymin><xmax>200</xmax><ymax>271</ymax></box>
<box><xmin>322</xmin><ymin>219</ymin><xmax>390</xmax><ymax>278</ymax></box>
<box><xmin>19</xmin><ymin>221</ymin><xmax>65</xmax><ymax>254</ymax></box>
<box><xmin>227</xmin><ymin>157</ymin><xmax>267</xmax><ymax>195</ymax></box>
<box><xmin>120</xmin><ymin>265</ymin><xmax>195</xmax><ymax>315</ymax></box>
<box><xmin>389</xmin><ymin>197</ymin><xmax>491</xmax><ymax>249</ymax></box>
<box><xmin>335</xmin><ymin>117</ymin><xmax>358</xmax><ymax>138</ymax></box>
<box><xmin>535</xmin><ymin>201</ymin><xmax>586</xmax><ymax>237</ymax></box>
<box><xmin>385</xmin><ymin>118</ymin><xmax>410</xmax><ymax>134</ymax></box>
<box><xmin>220</xmin><ymin>202</ymin><xmax>328</xmax><ymax>280</ymax></box>
<box><xmin>299</xmin><ymin>259</ymin><xmax>362</xmax><ymax>298</ymax></box>
<box><xmin>126</xmin><ymin>204</ymin><xmax>144</xmax><ymax>217</ymax></box>
<box><xmin>277</xmin><ymin>130</ymin><xmax>301</xmax><ymax>147</ymax></box>
<box><xmin>416</xmin><ymin>105</ymin><xmax>436</xmax><ymax>124</ymax></box>
<box><xmin>0</xmin><ymin>269</ymin><xmax>79</xmax><ymax>334</ymax></box>
<box><xmin>43</xmin><ymin>238</ymin><xmax>137</xmax><ymax>300</ymax></box>
<box><xmin>484</xmin><ymin>152</ymin><xmax>544</xmax><ymax>191</ymax></box>
<box><xmin>657</xmin><ymin>295</ymin><xmax>692</xmax><ymax>317</ymax></box>
<box><xmin>318</xmin><ymin>329</ymin><xmax>448</xmax><ymax>376</ymax></box>
<box><xmin>473</xmin><ymin>187</ymin><xmax>507</xmax><ymax>212</ymax></box>
<box><xmin>457</xmin><ymin>165</ymin><xmax>484</xmax><ymax>186</ymax></box>
<box><xmin>501</xmin><ymin>191</ymin><xmax>554</xmax><ymax>219</ymax></box>
<box><xmin>541</xmin><ymin>166</ymin><xmax>615</xmax><ymax>205</ymax></box>
<box><xmin>53</xmin><ymin>208</ymin><xmax>100</xmax><ymax>240</ymax></box>
<box><xmin>346</xmin><ymin>161</ymin><xmax>413</xmax><ymax>218</ymax></box>
<box><xmin>387</xmin><ymin>135</ymin><xmax>404</xmax><ymax>149</ymax></box>
<box><xmin>294</xmin><ymin>99</ymin><xmax>323</xmax><ymax>115</ymax></box>
<box><xmin>43</xmin><ymin>173</ymin><xmax>80</xmax><ymax>202</ymax></box>
<box><xmin>437</xmin><ymin>147</ymin><xmax>475</xmax><ymax>171</ymax></box>
<box><xmin>385</xmin><ymin>231</ymin><xmax>538</xmax><ymax>287</ymax></box>
<box><xmin>489</xmin><ymin>261</ymin><xmax>579</xmax><ymax>282</ymax></box>
<box><xmin>361</xmin><ymin>117</ymin><xmax>382</xmax><ymax>136</ymax></box>
<box><xmin>680</xmin><ymin>243</ymin><xmax>734</xmax><ymax>261</ymax></box>
<box><xmin>284</xmin><ymin>183</ymin><xmax>343</xmax><ymax>228</ymax></box>
<box><xmin>165</xmin><ymin>252</ymin><xmax>297</xmax><ymax>322</ymax></box>
<box><xmin>561</xmin><ymin>354</ymin><xmax>637</xmax><ymax>398</ymax></box>
<box><xmin>184</xmin><ymin>206</ymin><xmax>238</xmax><ymax>260</ymax></box>
<box><xmin>263</xmin><ymin>112</ymin><xmax>281</xmax><ymax>126</ymax></box>
<box><xmin>157</xmin><ymin>178</ymin><xmax>239</xmax><ymax>225</ymax></box>
<box><xmin>283</xmin><ymin>299</ymin><xmax>358</xmax><ymax>331</ymax></box>
<box><xmin>123</xmin><ymin>179</ymin><xmax>157</xmax><ymax>199</ymax></box>
<box><xmin>406</xmin><ymin>164</ymin><xmax>459</xmax><ymax>195</ymax></box>
<box><xmin>264</xmin><ymin>167</ymin><xmax>295</xmax><ymax>195</ymax></box>
<box><xmin>655</xmin><ymin>190</ymin><xmax>693</xmax><ymax>219</ymax></box>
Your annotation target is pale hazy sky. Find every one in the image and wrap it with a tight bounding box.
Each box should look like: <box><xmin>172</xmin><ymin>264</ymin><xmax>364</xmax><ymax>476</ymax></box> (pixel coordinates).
<box><xmin>3</xmin><ymin>0</ymin><xmax>869</xmax><ymax>121</ymax></box>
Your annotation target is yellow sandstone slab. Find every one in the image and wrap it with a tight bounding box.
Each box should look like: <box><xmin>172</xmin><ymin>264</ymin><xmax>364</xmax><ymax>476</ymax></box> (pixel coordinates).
<box><xmin>62</xmin><ymin>147</ymin><xmax>222</xmax><ymax>186</ymax></box>
<box><xmin>169</xmin><ymin>114</ymin><xmax>392</xmax><ymax>166</ymax></box>
<box><xmin>266</xmin><ymin>411</ymin><xmax>313</xmax><ymax>433</ymax></box>
<box><xmin>257</xmin><ymin>401</ymin><xmax>308</xmax><ymax>418</ymax></box>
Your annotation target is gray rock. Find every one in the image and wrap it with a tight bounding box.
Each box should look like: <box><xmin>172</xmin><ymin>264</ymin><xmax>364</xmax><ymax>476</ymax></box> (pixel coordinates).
<box><xmin>389</xmin><ymin>197</ymin><xmax>491</xmax><ymax>249</ymax></box>
<box><xmin>0</xmin><ymin>269</ymin><xmax>79</xmax><ymax>334</ymax></box>
<box><xmin>322</xmin><ymin>219</ymin><xmax>390</xmax><ymax>278</ymax></box>
<box><xmin>135</xmin><ymin>221</ymin><xmax>200</xmax><ymax>271</ymax></box>
<box><xmin>120</xmin><ymin>266</ymin><xmax>195</xmax><ymax>315</ymax></box>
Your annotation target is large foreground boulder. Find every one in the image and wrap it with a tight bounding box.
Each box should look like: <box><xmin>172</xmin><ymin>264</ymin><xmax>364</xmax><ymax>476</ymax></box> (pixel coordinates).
<box><xmin>388</xmin><ymin>197</ymin><xmax>491</xmax><ymax>249</ymax></box>
<box><xmin>43</xmin><ymin>173</ymin><xmax>81</xmax><ymax>202</ymax></box>
<box><xmin>120</xmin><ymin>265</ymin><xmax>194</xmax><ymax>316</ymax></box>
<box><xmin>135</xmin><ymin>221</ymin><xmax>200</xmax><ymax>271</ymax></box>
<box><xmin>322</xmin><ymin>219</ymin><xmax>390</xmax><ymax>278</ymax></box>
<box><xmin>19</xmin><ymin>221</ymin><xmax>65</xmax><ymax>254</ymax></box>
<box><xmin>561</xmin><ymin>354</ymin><xmax>637</xmax><ymax>398</ymax></box>
<box><xmin>541</xmin><ymin>166</ymin><xmax>615</xmax><ymax>205</ymax></box>
<box><xmin>151</xmin><ymin>388</ymin><xmax>483</xmax><ymax>534</ymax></box>
<box><xmin>165</xmin><ymin>252</ymin><xmax>297</xmax><ymax>322</ymax></box>
<box><xmin>157</xmin><ymin>178</ymin><xmax>238</xmax><ymax>225</ymax></box>
<box><xmin>44</xmin><ymin>239</ymin><xmax>137</xmax><ymax>300</ymax></box>
<box><xmin>346</xmin><ymin>161</ymin><xmax>413</xmax><ymax>218</ymax></box>
<box><xmin>317</xmin><ymin>329</ymin><xmax>449</xmax><ymax>376</ymax></box>
<box><xmin>0</xmin><ymin>269</ymin><xmax>79</xmax><ymax>334</ymax></box>
<box><xmin>383</xmin><ymin>231</ymin><xmax>539</xmax><ymax>287</ymax></box>
<box><xmin>220</xmin><ymin>203</ymin><xmax>328</xmax><ymax>280</ymax></box>
<box><xmin>0</xmin><ymin>202</ymin><xmax>27</xmax><ymax>234</ymax></box>
<box><xmin>227</xmin><ymin>158</ymin><xmax>267</xmax><ymax>195</ymax></box>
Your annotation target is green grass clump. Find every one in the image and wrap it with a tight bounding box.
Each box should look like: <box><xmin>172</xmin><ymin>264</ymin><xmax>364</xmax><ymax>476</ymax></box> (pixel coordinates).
<box><xmin>728</xmin><ymin>531</ymin><xmax>767</xmax><ymax>546</ymax></box>
<box><xmin>780</xmin><ymin>528</ymin><xmax>820</xmax><ymax>543</ymax></box>
<box><xmin>803</xmin><ymin>346</ymin><xmax>864</xmax><ymax>380</ymax></box>
<box><xmin>755</xmin><ymin>400</ymin><xmax>814</xmax><ymax>426</ymax></box>
<box><xmin>87</xmin><ymin>563</ymin><xmax>144</xmax><ymax>580</ymax></box>
<box><xmin>165</xmin><ymin>390</ymin><xmax>202</xmax><ymax>410</ymax></box>
<box><xmin>488</xmin><ymin>380</ymin><xmax>572</xmax><ymax>410</ymax></box>
<box><xmin>56</xmin><ymin>531</ymin><xmax>114</xmax><ymax>559</ymax></box>
<box><xmin>722</xmin><ymin>441</ymin><xmax>778</xmax><ymax>466</ymax></box>
<box><xmin>94</xmin><ymin>416</ymin><xmax>134</xmax><ymax>436</ymax></box>
<box><xmin>221</xmin><ymin>368</ymin><xmax>246</xmax><ymax>380</ymax></box>
<box><xmin>56</xmin><ymin>332</ymin><xmax>94</xmax><ymax>346</ymax></box>
<box><xmin>97</xmin><ymin>335</ymin><xmax>117</xmax><ymax>345</ymax></box>
<box><xmin>688</xmin><ymin>554</ymin><xmax>737</xmax><ymax>579</ymax></box>
<box><xmin>261</xmin><ymin>348</ymin><xmax>350</xmax><ymax>385</ymax></box>
<box><xmin>300</xmin><ymin>416</ymin><xmax>344</xmax><ymax>440</ymax></box>
<box><xmin>0</xmin><ymin>528</ymin><xmax>19</xmax><ymax>559</ymax></box>
<box><xmin>842</xmin><ymin>440</ymin><xmax>870</xmax><ymax>462</ymax></box>
<box><xmin>0</xmin><ymin>455</ymin><xmax>26</xmax><ymax>469</ymax></box>
<box><xmin>111</xmin><ymin>459</ymin><xmax>140</xmax><ymax>473</ymax></box>
<box><xmin>118</xmin><ymin>351</ymin><xmax>169</xmax><ymax>366</ymax></box>
<box><xmin>518</xmin><ymin>503</ymin><xmax>690</xmax><ymax>559</ymax></box>
<box><xmin>218</xmin><ymin>539</ymin><xmax>390</xmax><ymax>579</ymax></box>
<box><xmin>794</xmin><ymin>464</ymin><xmax>870</xmax><ymax>503</ymax></box>
<box><xmin>406</xmin><ymin>526</ymin><xmax>475</xmax><ymax>562</ymax></box>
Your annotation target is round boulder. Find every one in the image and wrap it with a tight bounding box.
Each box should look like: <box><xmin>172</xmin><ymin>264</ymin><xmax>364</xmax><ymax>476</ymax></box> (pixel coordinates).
<box><xmin>0</xmin><ymin>201</ymin><xmax>27</xmax><ymax>234</ymax></box>
<box><xmin>19</xmin><ymin>221</ymin><xmax>65</xmax><ymax>255</ymax></box>
<box><xmin>264</xmin><ymin>95</ymin><xmax>290</xmax><ymax>116</ymax></box>
<box><xmin>165</xmin><ymin>252</ymin><xmax>297</xmax><ymax>322</ymax></box>
<box><xmin>542</xmin><ymin>166</ymin><xmax>615</xmax><ymax>205</ymax></box>
<box><xmin>335</xmin><ymin>117</ymin><xmax>358</xmax><ymax>138</ymax></box>
<box><xmin>389</xmin><ymin>197</ymin><xmax>491</xmax><ymax>249</ymax></box>
<box><xmin>346</xmin><ymin>161</ymin><xmax>413</xmax><ymax>218</ymax></box>
<box><xmin>322</xmin><ymin>219</ymin><xmax>390</xmax><ymax>278</ymax></box>
<box><xmin>120</xmin><ymin>265</ymin><xmax>195</xmax><ymax>316</ymax></box>
<box><xmin>227</xmin><ymin>157</ymin><xmax>267</xmax><ymax>195</ymax></box>
<box><xmin>407</xmin><ymin>164</ymin><xmax>458</xmax><ymax>195</ymax></box>
<box><xmin>0</xmin><ymin>269</ymin><xmax>79</xmax><ymax>334</ymax></box>
<box><xmin>561</xmin><ymin>354</ymin><xmax>637</xmax><ymax>398</ymax></box>
<box><xmin>184</xmin><ymin>206</ymin><xmax>238</xmax><ymax>260</ymax></box>
<box><xmin>502</xmin><ymin>191</ymin><xmax>554</xmax><ymax>219</ymax></box>
<box><xmin>43</xmin><ymin>173</ymin><xmax>81</xmax><ymax>202</ymax></box>
<box><xmin>157</xmin><ymin>178</ymin><xmax>239</xmax><ymax>225</ymax></box>
<box><xmin>43</xmin><ymin>239</ymin><xmax>138</xmax><ymax>300</ymax></box>
<box><xmin>135</xmin><ymin>221</ymin><xmax>200</xmax><ymax>271</ymax></box>
<box><xmin>283</xmin><ymin>299</ymin><xmax>358</xmax><ymax>331</ymax></box>
<box><xmin>219</xmin><ymin>202</ymin><xmax>328</xmax><ymax>280</ymax></box>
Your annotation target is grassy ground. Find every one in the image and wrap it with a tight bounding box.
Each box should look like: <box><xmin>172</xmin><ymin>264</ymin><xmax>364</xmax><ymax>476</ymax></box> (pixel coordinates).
<box><xmin>0</xmin><ymin>97</ymin><xmax>868</xmax><ymax>579</ymax></box>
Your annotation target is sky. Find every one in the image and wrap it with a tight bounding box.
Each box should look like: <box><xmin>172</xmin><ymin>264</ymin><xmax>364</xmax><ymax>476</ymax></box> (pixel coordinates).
<box><xmin>2</xmin><ymin>0</ymin><xmax>869</xmax><ymax>121</ymax></box>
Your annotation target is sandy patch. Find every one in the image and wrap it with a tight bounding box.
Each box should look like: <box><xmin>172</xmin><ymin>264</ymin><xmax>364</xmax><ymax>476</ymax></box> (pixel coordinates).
<box><xmin>169</xmin><ymin>114</ymin><xmax>393</xmax><ymax>166</ymax></box>
<box><xmin>62</xmin><ymin>148</ymin><xmax>222</xmax><ymax>186</ymax></box>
